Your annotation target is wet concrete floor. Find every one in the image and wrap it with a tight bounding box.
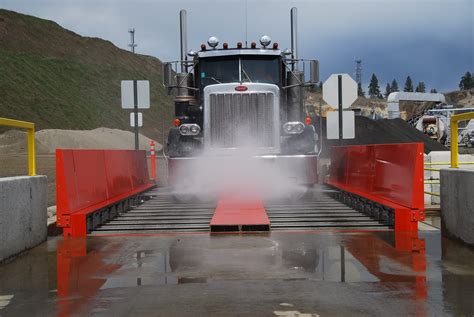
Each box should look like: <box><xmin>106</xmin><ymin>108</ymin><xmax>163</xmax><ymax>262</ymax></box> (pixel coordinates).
<box><xmin>0</xmin><ymin>228</ymin><xmax>473</xmax><ymax>316</ymax></box>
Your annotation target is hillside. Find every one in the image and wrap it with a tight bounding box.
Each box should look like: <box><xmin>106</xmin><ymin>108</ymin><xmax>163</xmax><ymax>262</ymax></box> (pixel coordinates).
<box><xmin>0</xmin><ymin>9</ymin><xmax>174</xmax><ymax>143</ymax></box>
<box><xmin>305</xmin><ymin>88</ymin><xmax>474</xmax><ymax>120</ymax></box>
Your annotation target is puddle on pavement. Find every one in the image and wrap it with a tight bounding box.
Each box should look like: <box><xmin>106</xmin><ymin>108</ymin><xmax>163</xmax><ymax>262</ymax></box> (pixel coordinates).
<box><xmin>0</xmin><ymin>230</ymin><xmax>473</xmax><ymax>316</ymax></box>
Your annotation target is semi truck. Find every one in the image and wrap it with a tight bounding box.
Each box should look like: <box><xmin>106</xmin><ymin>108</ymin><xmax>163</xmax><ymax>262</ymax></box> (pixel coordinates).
<box><xmin>163</xmin><ymin>8</ymin><xmax>320</xmax><ymax>189</ymax></box>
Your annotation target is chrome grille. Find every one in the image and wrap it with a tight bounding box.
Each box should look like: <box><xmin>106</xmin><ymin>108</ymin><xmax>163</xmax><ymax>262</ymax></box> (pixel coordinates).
<box><xmin>208</xmin><ymin>92</ymin><xmax>275</xmax><ymax>148</ymax></box>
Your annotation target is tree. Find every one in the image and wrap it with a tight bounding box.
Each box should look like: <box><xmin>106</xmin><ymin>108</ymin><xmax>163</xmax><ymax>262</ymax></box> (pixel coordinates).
<box><xmin>391</xmin><ymin>79</ymin><xmax>399</xmax><ymax>92</ymax></box>
<box><xmin>459</xmin><ymin>72</ymin><xmax>473</xmax><ymax>90</ymax></box>
<box><xmin>384</xmin><ymin>83</ymin><xmax>392</xmax><ymax>98</ymax></box>
<box><xmin>430</xmin><ymin>88</ymin><xmax>438</xmax><ymax>93</ymax></box>
<box><xmin>415</xmin><ymin>81</ymin><xmax>426</xmax><ymax>93</ymax></box>
<box><xmin>368</xmin><ymin>73</ymin><xmax>381</xmax><ymax>99</ymax></box>
<box><xmin>357</xmin><ymin>83</ymin><xmax>365</xmax><ymax>97</ymax></box>
<box><xmin>404</xmin><ymin>76</ymin><xmax>414</xmax><ymax>92</ymax></box>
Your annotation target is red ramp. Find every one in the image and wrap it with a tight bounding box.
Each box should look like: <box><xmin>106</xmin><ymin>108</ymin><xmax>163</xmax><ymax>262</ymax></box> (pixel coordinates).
<box><xmin>210</xmin><ymin>195</ymin><xmax>270</xmax><ymax>232</ymax></box>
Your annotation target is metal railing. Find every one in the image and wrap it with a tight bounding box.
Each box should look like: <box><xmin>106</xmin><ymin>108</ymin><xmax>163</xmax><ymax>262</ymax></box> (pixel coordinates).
<box><xmin>0</xmin><ymin>117</ymin><xmax>36</xmax><ymax>176</ymax></box>
<box><xmin>450</xmin><ymin>112</ymin><xmax>474</xmax><ymax>168</ymax></box>
<box><xmin>423</xmin><ymin>147</ymin><xmax>474</xmax><ymax>198</ymax></box>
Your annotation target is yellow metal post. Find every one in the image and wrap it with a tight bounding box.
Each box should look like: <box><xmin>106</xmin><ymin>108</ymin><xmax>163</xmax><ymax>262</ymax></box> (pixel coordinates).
<box><xmin>27</xmin><ymin>127</ymin><xmax>36</xmax><ymax>175</ymax></box>
<box><xmin>451</xmin><ymin>119</ymin><xmax>458</xmax><ymax>168</ymax></box>
<box><xmin>450</xmin><ymin>112</ymin><xmax>474</xmax><ymax>168</ymax></box>
<box><xmin>0</xmin><ymin>117</ymin><xmax>36</xmax><ymax>176</ymax></box>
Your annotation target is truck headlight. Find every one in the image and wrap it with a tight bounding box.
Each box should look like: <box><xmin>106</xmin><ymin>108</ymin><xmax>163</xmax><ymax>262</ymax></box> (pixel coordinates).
<box><xmin>190</xmin><ymin>124</ymin><xmax>200</xmax><ymax>135</ymax></box>
<box><xmin>179</xmin><ymin>124</ymin><xmax>201</xmax><ymax>136</ymax></box>
<box><xmin>179</xmin><ymin>125</ymin><xmax>189</xmax><ymax>135</ymax></box>
<box><xmin>283</xmin><ymin>122</ymin><xmax>305</xmax><ymax>135</ymax></box>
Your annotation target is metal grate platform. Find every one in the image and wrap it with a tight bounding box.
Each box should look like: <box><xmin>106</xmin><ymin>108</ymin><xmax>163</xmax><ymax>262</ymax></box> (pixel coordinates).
<box><xmin>91</xmin><ymin>188</ymin><xmax>215</xmax><ymax>234</ymax></box>
<box><xmin>90</xmin><ymin>187</ymin><xmax>389</xmax><ymax>235</ymax></box>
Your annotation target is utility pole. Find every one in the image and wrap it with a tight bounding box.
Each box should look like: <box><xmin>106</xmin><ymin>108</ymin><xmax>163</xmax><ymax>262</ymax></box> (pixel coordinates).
<box><xmin>128</xmin><ymin>28</ymin><xmax>137</xmax><ymax>53</ymax></box>
<box><xmin>355</xmin><ymin>59</ymin><xmax>362</xmax><ymax>85</ymax></box>
<box><xmin>355</xmin><ymin>58</ymin><xmax>362</xmax><ymax>96</ymax></box>
<box><xmin>128</xmin><ymin>28</ymin><xmax>139</xmax><ymax>150</ymax></box>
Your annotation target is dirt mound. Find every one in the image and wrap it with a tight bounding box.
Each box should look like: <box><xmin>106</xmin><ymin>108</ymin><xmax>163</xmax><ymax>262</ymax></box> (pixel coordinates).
<box><xmin>318</xmin><ymin>116</ymin><xmax>447</xmax><ymax>157</ymax></box>
<box><xmin>305</xmin><ymin>91</ymin><xmax>388</xmax><ymax>118</ymax></box>
<box><xmin>0</xmin><ymin>128</ymin><xmax>162</xmax><ymax>154</ymax></box>
<box><xmin>445</xmin><ymin>89</ymin><xmax>474</xmax><ymax>107</ymax></box>
<box><xmin>0</xmin><ymin>9</ymin><xmax>174</xmax><ymax>142</ymax></box>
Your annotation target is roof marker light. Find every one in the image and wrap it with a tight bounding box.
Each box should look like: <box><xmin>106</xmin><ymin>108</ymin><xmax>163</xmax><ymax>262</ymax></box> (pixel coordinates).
<box><xmin>223</xmin><ymin>42</ymin><xmax>228</xmax><ymax>49</ymax></box>
<box><xmin>251</xmin><ymin>42</ymin><xmax>257</xmax><ymax>49</ymax></box>
<box><xmin>200</xmin><ymin>43</ymin><xmax>206</xmax><ymax>51</ymax></box>
<box><xmin>237</xmin><ymin>42</ymin><xmax>243</xmax><ymax>48</ymax></box>
<box><xmin>273</xmin><ymin>42</ymin><xmax>279</xmax><ymax>49</ymax></box>
<box><xmin>259</xmin><ymin>35</ymin><xmax>271</xmax><ymax>47</ymax></box>
<box><xmin>207</xmin><ymin>36</ymin><xmax>219</xmax><ymax>48</ymax></box>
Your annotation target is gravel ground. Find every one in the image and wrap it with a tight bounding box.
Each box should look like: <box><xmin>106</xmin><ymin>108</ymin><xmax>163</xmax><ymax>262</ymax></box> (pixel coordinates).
<box><xmin>0</xmin><ymin>127</ymin><xmax>162</xmax><ymax>154</ymax></box>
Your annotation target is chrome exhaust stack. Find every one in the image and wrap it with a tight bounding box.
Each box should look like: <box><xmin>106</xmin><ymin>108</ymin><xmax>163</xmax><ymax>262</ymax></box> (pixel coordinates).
<box><xmin>179</xmin><ymin>9</ymin><xmax>188</xmax><ymax>73</ymax></box>
<box><xmin>177</xmin><ymin>9</ymin><xmax>193</xmax><ymax>100</ymax></box>
<box><xmin>290</xmin><ymin>7</ymin><xmax>298</xmax><ymax>70</ymax></box>
<box><xmin>287</xmin><ymin>7</ymin><xmax>303</xmax><ymax>121</ymax></box>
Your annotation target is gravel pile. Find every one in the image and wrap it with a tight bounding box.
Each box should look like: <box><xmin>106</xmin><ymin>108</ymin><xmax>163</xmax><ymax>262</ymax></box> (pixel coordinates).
<box><xmin>0</xmin><ymin>127</ymin><xmax>162</xmax><ymax>154</ymax></box>
<box><xmin>318</xmin><ymin>116</ymin><xmax>447</xmax><ymax>157</ymax></box>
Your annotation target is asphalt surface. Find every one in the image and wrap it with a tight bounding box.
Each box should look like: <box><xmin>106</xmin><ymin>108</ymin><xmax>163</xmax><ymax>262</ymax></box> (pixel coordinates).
<box><xmin>0</xmin><ymin>227</ymin><xmax>473</xmax><ymax>316</ymax></box>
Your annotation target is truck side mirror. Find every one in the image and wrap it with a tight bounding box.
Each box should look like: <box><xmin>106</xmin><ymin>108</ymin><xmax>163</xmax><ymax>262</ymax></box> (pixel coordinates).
<box><xmin>309</xmin><ymin>60</ymin><xmax>319</xmax><ymax>84</ymax></box>
<box><xmin>163</xmin><ymin>63</ymin><xmax>175</xmax><ymax>88</ymax></box>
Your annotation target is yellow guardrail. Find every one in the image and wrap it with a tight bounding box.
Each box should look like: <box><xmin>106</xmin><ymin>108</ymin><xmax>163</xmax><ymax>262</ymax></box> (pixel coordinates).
<box><xmin>424</xmin><ymin>162</ymin><xmax>474</xmax><ymax>165</ymax></box>
<box><xmin>424</xmin><ymin>167</ymin><xmax>441</xmax><ymax>172</ymax></box>
<box><xmin>0</xmin><ymin>118</ymin><xmax>36</xmax><ymax>176</ymax></box>
<box><xmin>450</xmin><ymin>112</ymin><xmax>474</xmax><ymax>168</ymax></box>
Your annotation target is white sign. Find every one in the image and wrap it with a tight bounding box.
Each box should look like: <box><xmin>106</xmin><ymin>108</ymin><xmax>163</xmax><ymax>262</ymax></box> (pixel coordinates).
<box><xmin>327</xmin><ymin>111</ymin><xmax>355</xmax><ymax>139</ymax></box>
<box><xmin>130</xmin><ymin>112</ymin><xmax>143</xmax><ymax>127</ymax></box>
<box><xmin>121</xmin><ymin>80</ymin><xmax>150</xmax><ymax>109</ymax></box>
<box><xmin>323</xmin><ymin>74</ymin><xmax>358</xmax><ymax>109</ymax></box>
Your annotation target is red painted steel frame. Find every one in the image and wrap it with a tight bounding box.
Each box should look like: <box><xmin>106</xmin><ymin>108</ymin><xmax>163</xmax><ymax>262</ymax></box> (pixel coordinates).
<box><xmin>211</xmin><ymin>195</ymin><xmax>270</xmax><ymax>229</ymax></box>
<box><xmin>326</xmin><ymin>143</ymin><xmax>425</xmax><ymax>232</ymax></box>
<box><xmin>56</xmin><ymin>149</ymin><xmax>155</xmax><ymax>238</ymax></box>
<box><xmin>150</xmin><ymin>140</ymin><xmax>157</xmax><ymax>181</ymax></box>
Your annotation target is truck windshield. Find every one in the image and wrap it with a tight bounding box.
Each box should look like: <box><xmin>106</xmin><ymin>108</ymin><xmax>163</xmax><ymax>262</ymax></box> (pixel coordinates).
<box><xmin>241</xmin><ymin>56</ymin><xmax>280</xmax><ymax>84</ymax></box>
<box><xmin>199</xmin><ymin>55</ymin><xmax>280</xmax><ymax>88</ymax></box>
<box><xmin>199</xmin><ymin>57</ymin><xmax>239</xmax><ymax>86</ymax></box>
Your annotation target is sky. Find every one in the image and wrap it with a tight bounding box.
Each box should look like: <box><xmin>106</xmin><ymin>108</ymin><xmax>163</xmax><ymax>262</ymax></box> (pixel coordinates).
<box><xmin>1</xmin><ymin>0</ymin><xmax>473</xmax><ymax>92</ymax></box>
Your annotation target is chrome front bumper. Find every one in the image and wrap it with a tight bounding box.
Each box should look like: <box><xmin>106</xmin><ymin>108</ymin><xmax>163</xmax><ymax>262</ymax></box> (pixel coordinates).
<box><xmin>168</xmin><ymin>154</ymin><xmax>318</xmax><ymax>186</ymax></box>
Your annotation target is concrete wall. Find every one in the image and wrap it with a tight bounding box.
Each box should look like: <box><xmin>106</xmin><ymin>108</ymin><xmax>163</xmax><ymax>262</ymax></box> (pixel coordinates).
<box><xmin>0</xmin><ymin>176</ymin><xmax>47</xmax><ymax>262</ymax></box>
<box><xmin>424</xmin><ymin>151</ymin><xmax>474</xmax><ymax>205</ymax></box>
<box><xmin>440</xmin><ymin>169</ymin><xmax>474</xmax><ymax>246</ymax></box>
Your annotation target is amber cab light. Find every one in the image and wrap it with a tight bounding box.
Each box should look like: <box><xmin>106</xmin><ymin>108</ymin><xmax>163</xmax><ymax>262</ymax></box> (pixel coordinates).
<box><xmin>200</xmin><ymin>43</ymin><xmax>206</xmax><ymax>51</ymax></box>
<box><xmin>223</xmin><ymin>42</ymin><xmax>228</xmax><ymax>49</ymax></box>
<box><xmin>305</xmin><ymin>116</ymin><xmax>312</xmax><ymax>125</ymax></box>
<box><xmin>235</xmin><ymin>85</ymin><xmax>248</xmax><ymax>92</ymax></box>
<box><xmin>173</xmin><ymin>118</ymin><xmax>181</xmax><ymax>127</ymax></box>
<box><xmin>237</xmin><ymin>42</ymin><xmax>243</xmax><ymax>48</ymax></box>
<box><xmin>273</xmin><ymin>42</ymin><xmax>279</xmax><ymax>49</ymax></box>
<box><xmin>251</xmin><ymin>42</ymin><xmax>257</xmax><ymax>49</ymax></box>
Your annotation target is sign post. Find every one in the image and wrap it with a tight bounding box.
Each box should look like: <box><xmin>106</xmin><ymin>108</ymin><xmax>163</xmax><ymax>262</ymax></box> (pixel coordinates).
<box><xmin>338</xmin><ymin>75</ymin><xmax>343</xmax><ymax>144</ymax></box>
<box><xmin>323</xmin><ymin>73</ymin><xmax>358</xmax><ymax>141</ymax></box>
<box><xmin>130</xmin><ymin>112</ymin><xmax>143</xmax><ymax>127</ymax></box>
<box><xmin>133</xmin><ymin>80</ymin><xmax>138</xmax><ymax>149</ymax></box>
<box><xmin>121</xmin><ymin>80</ymin><xmax>150</xmax><ymax>149</ymax></box>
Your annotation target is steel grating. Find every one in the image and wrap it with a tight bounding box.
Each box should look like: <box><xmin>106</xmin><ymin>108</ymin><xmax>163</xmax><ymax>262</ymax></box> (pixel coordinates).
<box><xmin>90</xmin><ymin>187</ymin><xmax>390</xmax><ymax>235</ymax></box>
